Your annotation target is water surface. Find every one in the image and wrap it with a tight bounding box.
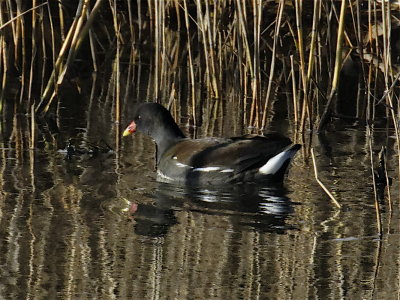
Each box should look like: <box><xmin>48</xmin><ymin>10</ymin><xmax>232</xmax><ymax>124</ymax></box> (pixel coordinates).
<box><xmin>0</xmin><ymin>84</ymin><xmax>399</xmax><ymax>300</ymax></box>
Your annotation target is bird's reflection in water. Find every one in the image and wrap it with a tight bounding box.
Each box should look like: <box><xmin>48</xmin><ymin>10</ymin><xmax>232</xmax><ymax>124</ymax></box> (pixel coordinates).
<box><xmin>127</xmin><ymin>183</ymin><xmax>297</xmax><ymax>237</ymax></box>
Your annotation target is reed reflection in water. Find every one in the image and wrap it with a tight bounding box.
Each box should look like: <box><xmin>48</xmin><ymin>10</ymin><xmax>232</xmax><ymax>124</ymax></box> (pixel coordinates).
<box><xmin>0</xmin><ymin>102</ymin><xmax>399</xmax><ymax>299</ymax></box>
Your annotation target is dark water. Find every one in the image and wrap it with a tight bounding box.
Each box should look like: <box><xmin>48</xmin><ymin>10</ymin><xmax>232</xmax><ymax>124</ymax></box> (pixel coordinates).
<box><xmin>1</xmin><ymin>83</ymin><xmax>399</xmax><ymax>299</ymax></box>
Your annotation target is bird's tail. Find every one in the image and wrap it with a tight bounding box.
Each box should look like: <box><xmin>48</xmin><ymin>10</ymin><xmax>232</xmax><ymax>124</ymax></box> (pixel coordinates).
<box><xmin>258</xmin><ymin>144</ymin><xmax>301</xmax><ymax>179</ymax></box>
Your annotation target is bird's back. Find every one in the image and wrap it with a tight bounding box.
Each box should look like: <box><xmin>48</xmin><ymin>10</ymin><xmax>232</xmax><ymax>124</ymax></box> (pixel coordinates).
<box><xmin>157</xmin><ymin>133</ymin><xmax>294</xmax><ymax>185</ymax></box>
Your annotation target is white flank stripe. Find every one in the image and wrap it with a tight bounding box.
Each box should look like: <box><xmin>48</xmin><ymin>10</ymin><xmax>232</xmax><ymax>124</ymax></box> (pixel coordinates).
<box><xmin>220</xmin><ymin>168</ymin><xmax>234</xmax><ymax>173</ymax></box>
<box><xmin>176</xmin><ymin>162</ymin><xmax>192</xmax><ymax>168</ymax></box>
<box><xmin>193</xmin><ymin>167</ymin><xmax>221</xmax><ymax>172</ymax></box>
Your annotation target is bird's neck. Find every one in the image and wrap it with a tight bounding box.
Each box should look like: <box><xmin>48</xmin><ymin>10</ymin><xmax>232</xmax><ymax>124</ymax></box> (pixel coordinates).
<box><xmin>153</xmin><ymin>126</ymin><xmax>185</xmax><ymax>164</ymax></box>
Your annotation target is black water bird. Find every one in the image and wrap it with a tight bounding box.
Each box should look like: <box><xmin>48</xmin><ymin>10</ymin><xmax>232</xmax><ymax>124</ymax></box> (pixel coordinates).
<box><xmin>123</xmin><ymin>103</ymin><xmax>301</xmax><ymax>185</ymax></box>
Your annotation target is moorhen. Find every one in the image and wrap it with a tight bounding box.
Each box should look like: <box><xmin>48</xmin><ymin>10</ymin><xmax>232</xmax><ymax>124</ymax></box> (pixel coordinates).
<box><xmin>123</xmin><ymin>103</ymin><xmax>301</xmax><ymax>185</ymax></box>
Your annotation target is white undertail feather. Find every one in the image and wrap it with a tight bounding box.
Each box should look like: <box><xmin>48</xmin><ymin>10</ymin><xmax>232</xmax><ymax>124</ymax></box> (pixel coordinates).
<box><xmin>258</xmin><ymin>148</ymin><xmax>297</xmax><ymax>175</ymax></box>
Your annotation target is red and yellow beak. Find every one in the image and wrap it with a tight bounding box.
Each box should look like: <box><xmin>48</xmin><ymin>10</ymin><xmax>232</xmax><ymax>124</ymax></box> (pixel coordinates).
<box><xmin>123</xmin><ymin>121</ymin><xmax>137</xmax><ymax>136</ymax></box>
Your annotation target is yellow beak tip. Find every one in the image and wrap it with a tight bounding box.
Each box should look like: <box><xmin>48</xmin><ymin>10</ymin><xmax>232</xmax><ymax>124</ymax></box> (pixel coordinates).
<box><xmin>122</xmin><ymin>130</ymin><xmax>131</xmax><ymax>137</ymax></box>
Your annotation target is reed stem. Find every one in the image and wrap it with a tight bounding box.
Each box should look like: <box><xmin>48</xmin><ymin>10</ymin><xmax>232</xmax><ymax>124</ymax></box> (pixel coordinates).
<box><xmin>311</xmin><ymin>148</ymin><xmax>341</xmax><ymax>209</ymax></box>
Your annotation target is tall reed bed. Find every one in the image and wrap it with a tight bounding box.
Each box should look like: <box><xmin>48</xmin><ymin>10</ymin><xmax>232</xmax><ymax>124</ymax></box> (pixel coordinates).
<box><xmin>0</xmin><ymin>1</ymin><xmax>398</xmax><ymax>128</ymax></box>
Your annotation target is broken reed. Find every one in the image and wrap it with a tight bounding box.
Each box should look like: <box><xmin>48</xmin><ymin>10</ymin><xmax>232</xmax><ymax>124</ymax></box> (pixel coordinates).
<box><xmin>0</xmin><ymin>1</ymin><xmax>399</xmax><ymax>142</ymax></box>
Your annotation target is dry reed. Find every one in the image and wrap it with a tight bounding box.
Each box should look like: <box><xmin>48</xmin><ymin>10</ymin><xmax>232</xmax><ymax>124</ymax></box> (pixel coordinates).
<box><xmin>311</xmin><ymin>148</ymin><xmax>341</xmax><ymax>209</ymax></box>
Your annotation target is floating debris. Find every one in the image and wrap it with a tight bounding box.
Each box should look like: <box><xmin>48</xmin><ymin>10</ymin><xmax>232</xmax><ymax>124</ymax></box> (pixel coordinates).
<box><xmin>62</xmin><ymin>139</ymin><xmax>113</xmax><ymax>161</ymax></box>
